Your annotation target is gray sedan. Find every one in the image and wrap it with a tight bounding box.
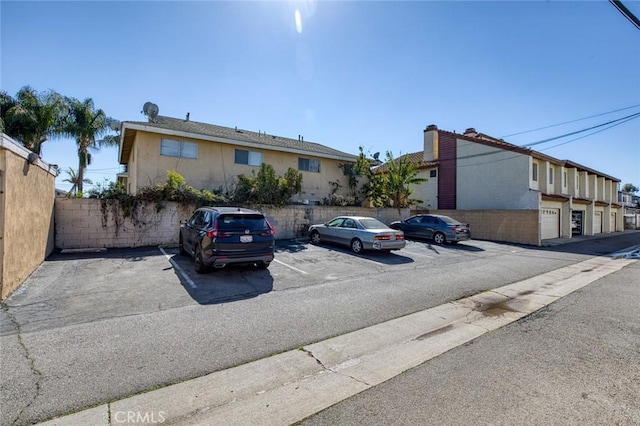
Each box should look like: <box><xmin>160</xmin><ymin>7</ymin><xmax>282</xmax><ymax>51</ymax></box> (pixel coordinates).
<box><xmin>308</xmin><ymin>216</ymin><xmax>406</xmax><ymax>253</ymax></box>
<box><xmin>389</xmin><ymin>214</ymin><xmax>471</xmax><ymax>244</ymax></box>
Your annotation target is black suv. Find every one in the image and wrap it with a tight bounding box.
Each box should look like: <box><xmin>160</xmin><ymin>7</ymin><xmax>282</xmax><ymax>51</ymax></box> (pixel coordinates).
<box><xmin>179</xmin><ymin>207</ymin><xmax>275</xmax><ymax>273</ymax></box>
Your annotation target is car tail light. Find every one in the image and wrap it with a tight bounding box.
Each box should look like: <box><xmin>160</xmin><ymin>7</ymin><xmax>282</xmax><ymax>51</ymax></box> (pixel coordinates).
<box><xmin>374</xmin><ymin>235</ymin><xmax>391</xmax><ymax>241</ymax></box>
<box><xmin>261</xmin><ymin>220</ymin><xmax>275</xmax><ymax>237</ymax></box>
<box><xmin>395</xmin><ymin>234</ymin><xmax>404</xmax><ymax>240</ymax></box>
<box><xmin>207</xmin><ymin>223</ymin><xmax>231</xmax><ymax>239</ymax></box>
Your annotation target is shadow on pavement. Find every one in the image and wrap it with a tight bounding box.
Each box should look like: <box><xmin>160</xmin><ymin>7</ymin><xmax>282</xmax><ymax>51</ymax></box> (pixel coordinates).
<box><xmin>170</xmin><ymin>258</ymin><xmax>274</xmax><ymax>305</ymax></box>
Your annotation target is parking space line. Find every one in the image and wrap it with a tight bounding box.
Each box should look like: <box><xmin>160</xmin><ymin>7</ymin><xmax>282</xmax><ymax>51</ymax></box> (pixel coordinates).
<box><xmin>159</xmin><ymin>247</ymin><xmax>197</xmax><ymax>289</ymax></box>
<box><xmin>273</xmin><ymin>258</ymin><xmax>309</xmax><ymax>275</ymax></box>
<box><xmin>400</xmin><ymin>250</ymin><xmax>434</xmax><ymax>258</ymax></box>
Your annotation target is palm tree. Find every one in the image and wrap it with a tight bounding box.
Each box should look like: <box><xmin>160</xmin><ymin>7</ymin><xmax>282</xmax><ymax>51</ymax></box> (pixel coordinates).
<box><xmin>0</xmin><ymin>86</ymin><xmax>65</xmax><ymax>155</ymax></box>
<box><xmin>60</xmin><ymin>97</ymin><xmax>117</xmax><ymax>194</ymax></box>
<box><xmin>384</xmin><ymin>151</ymin><xmax>428</xmax><ymax>212</ymax></box>
<box><xmin>62</xmin><ymin>167</ymin><xmax>93</xmax><ymax>197</ymax></box>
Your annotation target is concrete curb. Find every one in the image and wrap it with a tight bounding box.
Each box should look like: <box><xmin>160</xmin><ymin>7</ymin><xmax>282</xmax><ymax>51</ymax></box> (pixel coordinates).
<box><xmin>37</xmin><ymin>255</ymin><xmax>635</xmax><ymax>426</ymax></box>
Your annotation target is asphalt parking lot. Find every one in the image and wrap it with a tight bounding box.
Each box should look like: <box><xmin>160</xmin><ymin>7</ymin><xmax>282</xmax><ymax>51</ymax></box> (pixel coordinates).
<box><xmin>3</xmin><ymin>233</ymin><xmax>639</xmax><ymax>426</ymax></box>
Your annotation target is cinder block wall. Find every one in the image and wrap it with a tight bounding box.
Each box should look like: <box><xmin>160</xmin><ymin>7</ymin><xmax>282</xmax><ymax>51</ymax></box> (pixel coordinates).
<box><xmin>54</xmin><ymin>199</ymin><xmax>410</xmax><ymax>249</ymax></box>
<box><xmin>428</xmin><ymin>209</ymin><xmax>540</xmax><ymax>246</ymax></box>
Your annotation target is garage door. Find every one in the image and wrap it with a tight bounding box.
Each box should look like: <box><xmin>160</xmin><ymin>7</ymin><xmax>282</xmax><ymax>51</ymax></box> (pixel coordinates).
<box><xmin>611</xmin><ymin>212</ymin><xmax>616</xmax><ymax>232</ymax></box>
<box><xmin>541</xmin><ymin>208</ymin><xmax>560</xmax><ymax>239</ymax></box>
<box><xmin>594</xmin><ymin>211</ymin><xmax>602</xmax><ymax>234</ymax></box>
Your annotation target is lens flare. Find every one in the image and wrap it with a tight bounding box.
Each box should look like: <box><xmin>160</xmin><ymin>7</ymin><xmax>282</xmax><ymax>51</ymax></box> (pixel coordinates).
<box><xmin>295</xmin><ymin>9</ymin><xmax>303</xmax><ymax>34</ymax></box>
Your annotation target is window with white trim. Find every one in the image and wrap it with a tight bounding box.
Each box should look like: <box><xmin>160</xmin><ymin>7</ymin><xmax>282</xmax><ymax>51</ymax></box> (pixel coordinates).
<box><xmin>298</xmin><ymin>157</ymin><xmax>320</xmax><ymax>173</ymax></box>
<box><xmin>160</xmin><ymin>138</ymin><xmax>197</xmax><ymax>159</ymax></box>
<box><xmin>549</xmin><ymin>166</ymin><xmax>554</xmax><ymax>184</ymax></box>
<box><xmin>532</xmin><ymin>163</ymin><xmax>538</xmax><ymax>182</ymax></box>
<box><xmin>234</xmin><ymin>149</ymin><xmax>263</xmax><ymax>166</ymax></box>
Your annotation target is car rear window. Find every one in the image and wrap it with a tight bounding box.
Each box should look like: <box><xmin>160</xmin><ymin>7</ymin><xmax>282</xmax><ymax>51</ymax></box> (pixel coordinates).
<box><xmin>359</xmin><ymin>218</ymin><xmax>388</xmax><ymax>229</ymax></box>
<box><xmin>440</xmin><ymin>216</ymin><xmax>461</xmax><ymax>225</ymax></box>
<box><xmin>217</xmin><ymin>214</ymin><xmax>268</xmax><ymax>231</ymax></box>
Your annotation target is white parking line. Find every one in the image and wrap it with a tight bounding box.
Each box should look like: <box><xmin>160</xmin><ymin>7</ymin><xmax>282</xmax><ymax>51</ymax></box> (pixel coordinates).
<box><xmin>159</xmin><ymin>247</ymin><xmax>197</xmax><ymax>289</ymax></box>
<box><xmin>400</xmin><ymin>250</ymin><xmax>434</xmax><ymax>258</ymax></box>
<box><xmin>273</xmin><ymin>258</ymin><xmax>309</xmax><ymax>275</ymax></box>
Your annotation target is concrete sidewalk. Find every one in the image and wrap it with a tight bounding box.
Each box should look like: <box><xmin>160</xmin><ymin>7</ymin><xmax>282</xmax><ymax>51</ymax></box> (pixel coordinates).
<box><xmin>37</xmin><ymin>250</ymin><xmax>637</xmax><ymax>426</ymax></box>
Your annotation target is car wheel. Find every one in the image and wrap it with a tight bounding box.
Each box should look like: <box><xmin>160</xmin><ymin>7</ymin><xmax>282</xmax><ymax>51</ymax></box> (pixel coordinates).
<box><xmin>179</xmin><ymin>234</ymin><xmax>187</xmax><ymax>256</ymax></box>
<box><xmin>257</xmin><ymin>262</ymin><xmax>270</xmax><ymax>270</ymax></box>
<box><xmin>433</xmin><ymin>232</ymin><xmax>446</xmax><ymax>245</ymax></box>
<box><xmin>351</xmin><ymin>238</ymin><xmax>363</xmax><ymax>254</ymax></box>
<box><xmin>194</xmin><ymin>246</ymin><xmax>208</xmax><ymax>274</ymax></box>
<box><xmin>310</xmin><ymin>230</ymin><xmax>321</xmax><ymax>245</ymax></box>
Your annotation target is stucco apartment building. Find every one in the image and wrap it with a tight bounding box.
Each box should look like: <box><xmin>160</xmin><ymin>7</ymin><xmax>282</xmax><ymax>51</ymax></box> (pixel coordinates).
<box><xmin>401</xmin><ymin>125</ymin><xmax>622</xmax><ymax>243</ymax></box>
<box><xmin>118</xmin><ymin>115</ymin><xmax>357</xmax><ymax>205</ymax></box>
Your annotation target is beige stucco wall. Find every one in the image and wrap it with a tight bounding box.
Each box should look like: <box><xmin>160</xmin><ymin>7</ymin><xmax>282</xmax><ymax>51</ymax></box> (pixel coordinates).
<box><xmin>54</xmin><ymin>199</ymin><xmax>410</xmax><ymax>249</ymax></box>
<box><xmin>428</xmin><ymin>209</ymin><xmax>540</xmax><ymax>246</ymax></box>
<box><xmin>456</xmin><ymin>140</ymin><xmax>537</xmax><ymax>210</ymax></box>
<box><xmin>129</xmin><ymin>131</ymin><xmax>353</xmax><ymax>204</ymax></box>
<box><xmin>1</xmin><ymin>135</ymin><xmax>56</xmax><ymax>300</ymax></box>
<box><xmin>410</xmin><ymin>168</ymin><xmax>438</xmax><ymax>210</ymax></box>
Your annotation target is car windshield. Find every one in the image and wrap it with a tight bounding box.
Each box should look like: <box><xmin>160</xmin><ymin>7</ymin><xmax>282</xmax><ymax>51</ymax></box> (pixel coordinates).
<box><xmin>359</xmin><ymin>218</ymin><xmax>389</xmax><ymax>229</ymax></box>
<box><xmin>218</xmin><ymin>214</ymin><xmax>268</xmax><ymax>231</ymax></box>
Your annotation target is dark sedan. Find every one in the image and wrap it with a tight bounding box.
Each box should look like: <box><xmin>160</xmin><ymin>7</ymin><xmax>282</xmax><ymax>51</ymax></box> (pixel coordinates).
<box><xmin>389</xmin><ymin>214</ymin><xmax>471</xmax><ymax>244</ymax></box>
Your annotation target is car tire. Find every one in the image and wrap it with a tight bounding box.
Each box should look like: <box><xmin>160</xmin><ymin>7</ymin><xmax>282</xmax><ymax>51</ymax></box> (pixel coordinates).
<box><xmin>310</xmin><ymin>230</ymin><xmax>321</xmax><ymax>245</ymax></box>
<box><xmin>433</xmin><ymin>232</ymin><xmax>446</xmax><ymax>245</ymax></box>
<box><xmin>257</xmin><ymin>262</ymin><xmax>270</xmax><ymax>270</ymax></box>
<box><xmin>351</xmin><ymin>238</ymin><xmax>363</xmax><ymax>254</ymax></box>
<box><xmin>179</xmin><ymin>234</ymin><xmax>187</xmax><ymax>256</ymax></box>
<box><xmin>194</xmin><ymin>246</ymin><xmax>208</xmax><ymax>274</ymax></box>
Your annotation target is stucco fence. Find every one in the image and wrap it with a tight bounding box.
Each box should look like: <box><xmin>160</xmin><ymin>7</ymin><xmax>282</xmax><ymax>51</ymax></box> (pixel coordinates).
<box><xmin>54</xmin><ymin>198</ymin><xmax>411</xmax><ymax>249</ymax></box>
<box><xmin>1</xmin><ymin>134</ymin><xmax>56</xmax><ymax>300</ymax></box>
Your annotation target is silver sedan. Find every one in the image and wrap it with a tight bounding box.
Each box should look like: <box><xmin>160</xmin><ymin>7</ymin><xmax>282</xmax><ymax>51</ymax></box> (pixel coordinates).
<box><xmin>308</xmin><ymin>216</ymin><xmax>406</xmax><ymax>254</ymax></box>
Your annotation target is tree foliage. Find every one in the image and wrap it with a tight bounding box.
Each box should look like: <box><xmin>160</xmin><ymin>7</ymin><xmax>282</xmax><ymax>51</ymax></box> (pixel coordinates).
<box><xmin>58</xmin><ymin>97</ymin><xmax>117</xmax><ymax>194</ymax></box>
<box><xmin>621</xmin><ymin>183</ymin><xmax>639</xmax><ymax>194</ymax></box>
<box><xmin>232</xmin><ymin>163</ymin><xmax>303</xmax><ymax>206</ymax></box>
<box><xmin>0</xmin><ymin>86</ymin><xmax>66</xmax><ymax>155</ymax></box>
<box><xmin>355</xmin><ymin>147</ymin><xmax>427</xmax><ymax>211</ymax></box>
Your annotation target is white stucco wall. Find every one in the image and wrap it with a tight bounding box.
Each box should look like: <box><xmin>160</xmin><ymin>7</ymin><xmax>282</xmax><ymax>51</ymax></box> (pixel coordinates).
<box><xmin>456</xmin><ymin>140</ymin><xmax>537</xmax><ymax>210</ymax></box>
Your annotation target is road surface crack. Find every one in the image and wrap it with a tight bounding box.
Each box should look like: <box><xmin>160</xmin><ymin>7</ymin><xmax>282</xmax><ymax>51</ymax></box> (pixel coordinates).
<box><xmin>1</xmin><ymin>303</ymin><xmax>43</xmax><ymax>426</ymax></box>
<box><xmin>300</xmin><ymin>348</ymin><xmax>371</xmax><ymax>387</ymax></box>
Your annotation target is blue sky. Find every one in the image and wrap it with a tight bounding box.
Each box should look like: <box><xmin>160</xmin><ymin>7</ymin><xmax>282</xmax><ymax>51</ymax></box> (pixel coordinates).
<box><xmin>2</xmin><ymin>0</ymin><xmax>639</xmax><ymax>192</ymax></box>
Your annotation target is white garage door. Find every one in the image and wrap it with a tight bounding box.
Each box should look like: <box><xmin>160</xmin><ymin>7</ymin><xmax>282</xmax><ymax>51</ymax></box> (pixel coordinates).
<box><xmin>541</xmin><ymin>208</ymin><xmax>560</xmax><ymax>240</ymax></box>
<box><xmin>594</xmin><ymin>211</ymin><xmax>602</xmax><ymax>234</ymax></box>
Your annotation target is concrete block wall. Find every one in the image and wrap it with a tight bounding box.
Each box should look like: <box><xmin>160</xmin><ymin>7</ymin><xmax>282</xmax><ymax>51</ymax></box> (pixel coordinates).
<box><xmin>54</xmin><ymin>198</ymin><xmax>410</xmax><ymax>249</ymax></box>
<box><xmin>428</xmin><ymin>209</ymin><xmax>540</xmax><ymax>246</ymax></box>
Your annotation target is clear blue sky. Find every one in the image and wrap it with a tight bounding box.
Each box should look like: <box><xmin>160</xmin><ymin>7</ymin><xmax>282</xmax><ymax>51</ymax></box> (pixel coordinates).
<box><xmin>2</xmin><ymin>0</ymin><xmax>639</xmax><ymax>192</ymax></box>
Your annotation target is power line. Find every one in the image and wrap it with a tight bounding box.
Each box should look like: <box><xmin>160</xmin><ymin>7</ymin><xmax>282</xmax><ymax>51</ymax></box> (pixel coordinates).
<box><xmin>500</xmin><ymin>104</ymin><xmax>640</xmax><ymax>138</ymax></box>
<box><xmin>456</xmin><ymin>113</ymin><xmax>639</xmax><ymax>169</ymax></box>
<box><xmin>610</xmin><ymin>0</ymin><xmax>640</xmax><ymax>30</ymax></box>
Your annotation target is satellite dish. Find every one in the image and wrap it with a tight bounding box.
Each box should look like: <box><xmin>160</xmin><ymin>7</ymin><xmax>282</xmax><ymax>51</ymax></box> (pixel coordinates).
<box><xmin>142</xmin><ymin>102</ymin><xmax>159</xmax><ymax>122</ymax></box>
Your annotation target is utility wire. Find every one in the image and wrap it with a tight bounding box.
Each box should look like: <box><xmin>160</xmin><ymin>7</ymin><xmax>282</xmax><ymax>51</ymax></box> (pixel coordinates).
<box><xmin>456</xmin><ymin>114</ymin><xmax>637</xmax><ymax>169</ymax></box>
<box><xmin>500</xmin><ymin>104</ymin><xmax>640</xmax><ymax>138</ymax></box>
<box><xmin>610</xmin><ymin>0</ymin><xmax>640</xmax><ymax>30</ymax></box>
<box><xmin>451</xmin><ymin>111</ymin><xmax>640</xmax><ymax>162</ymax></box>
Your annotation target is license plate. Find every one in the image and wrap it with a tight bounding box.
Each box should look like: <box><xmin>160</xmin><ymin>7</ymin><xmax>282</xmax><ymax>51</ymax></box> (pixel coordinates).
<box><xmin>240</xmin><ymin>235</ymin><xmax>253</xmax><ymax>243</ymax></box>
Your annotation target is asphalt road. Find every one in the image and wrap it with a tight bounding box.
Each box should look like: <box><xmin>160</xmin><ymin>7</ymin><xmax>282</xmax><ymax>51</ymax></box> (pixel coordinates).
<box><xmin>300</xmin><ymin>259</ymin><xmax>640</xmax><ymax>426</ymax></box>
<box><xmin>1</xmin><ymin>232</ymin><xmax>639</xmax><ymax>425</ymax></box>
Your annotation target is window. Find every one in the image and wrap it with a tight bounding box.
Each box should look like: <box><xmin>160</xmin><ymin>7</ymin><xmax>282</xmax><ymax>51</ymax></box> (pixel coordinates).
<box><xmin>429</xmin><ymin>170</ymin><xmax>437</xmax><ymax>178</ymax></box>
<box><xmin>563</xmin><ymin>171</ymin><xmax>567</xmax><ymax>187</ymax></box>
<box><xmin>532</xmin><ymin>163</ymin><xmax>538</xmax><ymax>182</ymax></box>
<box><xmin>160</xmin><ymin>138</ymin><xmax>197</xmax><ymax>159</ymax></box>
<box><xmin>549</xmin><ymin>166</ymin><xmax>554</xmax><ymax>184</ymax></box>
<box><xmin>298</xmin><ymin>157</ymin><xmax>320</xmax><ymax>172</ymax></box>
<box><xmin>234</xmin><ymin>149</ymin><xmax>263</xmax><ymax>166</ymax></box>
